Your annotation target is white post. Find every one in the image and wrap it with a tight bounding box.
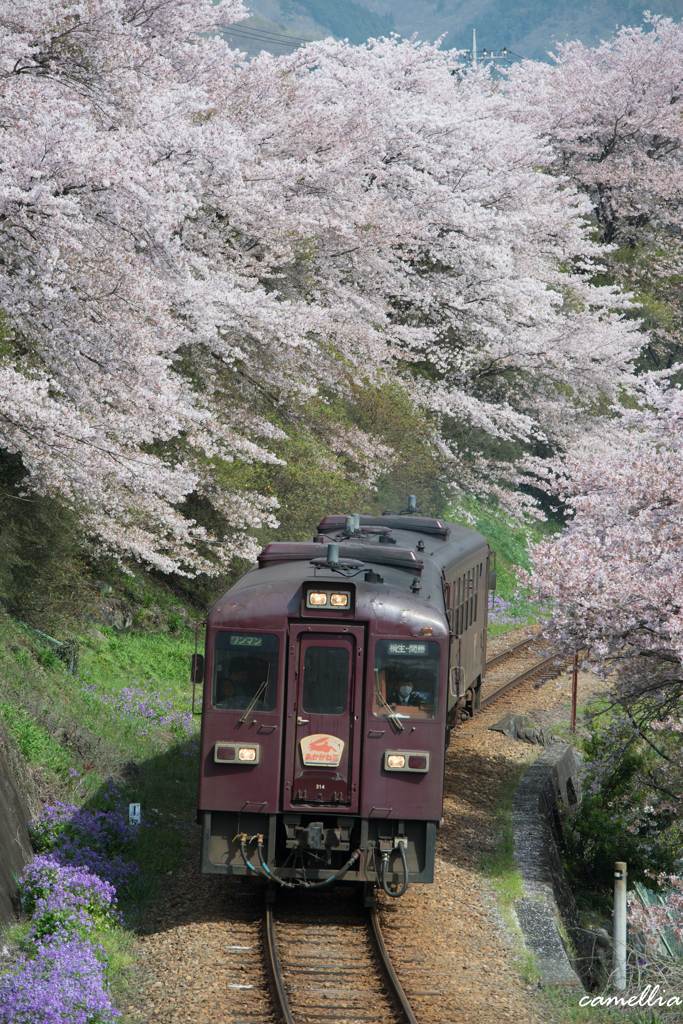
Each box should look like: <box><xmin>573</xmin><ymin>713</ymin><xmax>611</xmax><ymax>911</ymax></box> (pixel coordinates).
<box><xmin>613</xmin><ymin>861</ymin><xmax>627</xmax><ymax>990</ymax></box>
<box><xmin>472</xmin><ymin>28</ymin><xmax>477</xmax><ymax>67</ymax></box>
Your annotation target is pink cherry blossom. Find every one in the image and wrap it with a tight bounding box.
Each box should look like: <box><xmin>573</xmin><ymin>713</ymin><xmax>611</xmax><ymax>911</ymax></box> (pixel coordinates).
<box><xmin>0</xmin><ymin>3</ymin><xmax>645</xmax><ymax>571</ymax></box>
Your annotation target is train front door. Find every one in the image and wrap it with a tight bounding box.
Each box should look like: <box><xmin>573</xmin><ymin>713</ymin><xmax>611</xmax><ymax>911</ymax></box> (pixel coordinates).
<box><xmin>283</xmin><ymin>625</ymin><xmax>363</xmax><ymax>812</ymax></box>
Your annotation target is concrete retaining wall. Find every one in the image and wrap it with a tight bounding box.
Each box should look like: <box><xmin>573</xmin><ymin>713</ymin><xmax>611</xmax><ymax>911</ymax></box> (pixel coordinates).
<box><xmin>512</xmin><ymin>743</ymin><xmax>592</xmax><ymax>988</ymax></box>
<box><xmin>0</xmin><ymin>719</ymin><xmax>35</xmax><ymax>924</ymax></box>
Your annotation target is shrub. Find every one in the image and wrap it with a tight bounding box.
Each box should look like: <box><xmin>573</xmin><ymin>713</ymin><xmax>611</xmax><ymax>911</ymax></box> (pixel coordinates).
<box><xmin>564</xmin><ymin>719</ymin><xmax>682</xmax><ymax>892</ymax></box>
<box><xmin>37</xmin><ymin>649</ymin><xmax>60</xmax><ymax>671</ymax></box>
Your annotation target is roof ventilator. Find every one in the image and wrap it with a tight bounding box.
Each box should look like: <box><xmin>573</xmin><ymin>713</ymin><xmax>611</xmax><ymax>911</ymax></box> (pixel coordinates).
<box><xmin>400</xmin><ymin>495</ymin><xmax>418</xmax><ymax>515</ymax></box>
<box><xmin>411</xmin><ymin>577</ymin><xmax>421</xmax><ymax>594</ymax></box>
<box><xmin>364</xmin><ymin>570</ymin><xmax>384</xmax><ymax>584</ymax></box>
<box><xmin>310</xmin><ymin>542</ymin><xmax>364</xmax><ymax>578</ymax></box>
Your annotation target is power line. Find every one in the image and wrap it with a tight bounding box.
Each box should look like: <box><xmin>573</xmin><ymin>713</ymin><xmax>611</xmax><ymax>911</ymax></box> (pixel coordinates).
<box><xmin>224</xmin><ymin>29</ymin><xmax>301</xmax><ymax>49</ymax></box>
<box><xmin>223</xmin><ymin>24</ymin><xmax>313</xmax><ymax>50</ymax></box>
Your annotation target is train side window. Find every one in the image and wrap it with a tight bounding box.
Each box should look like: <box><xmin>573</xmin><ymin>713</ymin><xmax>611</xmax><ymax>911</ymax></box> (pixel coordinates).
<box><xmin>373</xmin><ymin>640</ymin><xmax>440</xmax><ymax>720</ymax></box>
<box><xmin>302</xmin><ymin>646</ymin><xmax>349</xmax><ymax>715</ymax></box>
<box><xmin>212</xmin><ymin>632</ymin><xmax>279</xmax><ymax>711</ymax></box>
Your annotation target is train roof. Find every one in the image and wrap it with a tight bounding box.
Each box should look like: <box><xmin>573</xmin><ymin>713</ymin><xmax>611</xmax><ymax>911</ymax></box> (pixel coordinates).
<box><xmin>316</xmin><ymin>514</ymin><xmax>488</xmax><ymax>574</ymax></box>
<box><xmin>208</xmin><ymin>514</ymin><xmax>489</xmax><ymax>629</ymax></box>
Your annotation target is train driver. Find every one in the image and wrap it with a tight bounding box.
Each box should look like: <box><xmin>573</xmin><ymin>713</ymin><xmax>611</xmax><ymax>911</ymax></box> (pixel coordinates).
<box><xmin>385</xmin><ymin>668</ymin><xmax>434</xmax><ymax>709</ymax></box>
<box><xmin>388</xmin><ymin>682</ymin><xmax>424</xmax><ymax>708</ymax></box>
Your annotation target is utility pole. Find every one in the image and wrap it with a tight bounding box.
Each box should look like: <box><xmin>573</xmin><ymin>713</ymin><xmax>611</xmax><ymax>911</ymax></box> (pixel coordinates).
<box><xmin>613</xmin><ymin>862</ymin><xmax>627</xmax><ymax>990</ymax></box>
<box><xmin>464</xmin><ymin>29</ymin><xmax>509</xmax><ymax>69</ymax></box>
<box><xmin>570</xmin><ymin>653</ymin><xmax>578</xmax><ymax>732</ymax></box>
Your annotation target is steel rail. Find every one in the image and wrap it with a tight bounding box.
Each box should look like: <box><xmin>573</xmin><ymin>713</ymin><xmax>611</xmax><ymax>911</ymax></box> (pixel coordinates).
<box><xmin>265</xmin><ymin>901</ymin><xmax>295</xmax><ymax>1024</ymax></box>
<box><xmin>485</xmin><ymin>635</ymin><xmax>534</xmax><ymax>670</ymax></box>
<box><xmin>368</xmin><ymin>905</ymin><xmax>419</xmax><ymax>1024</ymax></box>
<box><xmin>479</xmin><ymin>655</ymin><xmax>557</xmax><ymax>710</ymax></box>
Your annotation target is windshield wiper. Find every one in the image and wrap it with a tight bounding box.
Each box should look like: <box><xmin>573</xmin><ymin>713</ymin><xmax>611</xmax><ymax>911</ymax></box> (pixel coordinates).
<box><xmin>239</xmin><ymin>665</ymin><xmax>270</xmax><ymax>724</ymax></box>
<box><xmin>374</xmin><ymin>669</ymin><xmax>404</xmax><ymax>731</ymax></box>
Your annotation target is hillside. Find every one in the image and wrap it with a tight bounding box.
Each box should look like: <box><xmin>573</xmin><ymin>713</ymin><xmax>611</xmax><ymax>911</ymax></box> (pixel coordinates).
<box><xmin>238</xmin><ymin>0</ymin><xmax>683</xmax><ymax>59</ymax></box>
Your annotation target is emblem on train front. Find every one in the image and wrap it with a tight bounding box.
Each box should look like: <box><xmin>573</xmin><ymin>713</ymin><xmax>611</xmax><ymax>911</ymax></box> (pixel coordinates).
<box><xmin>300</xmin><ymin>734</ymin><xmax>345</xmax><ymax>767</ymax></box>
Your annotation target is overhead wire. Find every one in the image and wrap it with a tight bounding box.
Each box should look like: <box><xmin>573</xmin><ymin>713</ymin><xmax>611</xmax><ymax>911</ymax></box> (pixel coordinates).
<box><xmin>222</xmin><ymin>23</ymin><xmax>314</xmax><ymax>50</ymax></box>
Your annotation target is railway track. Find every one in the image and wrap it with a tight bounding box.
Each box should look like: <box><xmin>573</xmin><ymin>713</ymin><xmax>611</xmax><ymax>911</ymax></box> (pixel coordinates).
<box><xmin>483</xmin><ymin>635</ymin><xmax>534</xmax><ymax>670</ymax></box>
<box><xmin>477</xmin><ymin>634</ymin><xmax>562</xmax><ymax>712</ymax></box>
<box><xmin>264</xmin><ymin>888</ymin><xmax>418</xmax><ymax>1024</ymax></box>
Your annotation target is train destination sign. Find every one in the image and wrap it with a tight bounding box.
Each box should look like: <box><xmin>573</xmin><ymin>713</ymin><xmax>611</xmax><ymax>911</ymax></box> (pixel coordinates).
<box><xmin>230</xmin><ymin>635</ymin><xmax>263</xmax><ymax>647</ymax></box>
<box><xmin>388</xmin><ymin>643</ymin><xmax>427</xmax><ymax>655</ymax></box>
<box><xmin>300</xmin><ymin>733</ymin><xmax>345</xmax><ymax>767</ymax></box>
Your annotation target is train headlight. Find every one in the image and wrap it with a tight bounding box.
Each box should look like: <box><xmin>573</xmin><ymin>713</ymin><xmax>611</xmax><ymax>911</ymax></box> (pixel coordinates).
<box><xmin>384</xmin><ymin>750</ymin><xmax>430</xmax><ymax>773</ymax></box>
<box><xmin>308</xmin><ymin>592</ymin><xmax>328</xmax><ymax>606</ymax></box>
<box><xmin>330</xmin><ymin>593</ymin><xmax>349</xmax><ymax>607</ymax></box>
<box><xmin>214</xmin><ymin>742</ymin><xmax>260</xmax><ymax>764</ymax></box>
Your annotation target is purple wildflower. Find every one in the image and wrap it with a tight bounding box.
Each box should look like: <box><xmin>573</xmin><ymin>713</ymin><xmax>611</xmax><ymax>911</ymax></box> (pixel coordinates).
<box><xmin>0</xmin><ymin>936</ymin><xmax>120</xmax><ymax>1023</ymax></box>
<box><xmin>82</xmin><ymin>681</ymin><xmax>196</xmax><ymax>742</ymax></box>
<box><xmin>30</xmin><ymin>803</ymin><xmax>138</xmax><ymax>857</ymax></box>
<box><xmin>18</xmin><ymin>857</ymin><xmax>119</xmax><ymax>941</ymax></box>
<box><xmin>488</xmin><ymin>591</ymin><xmax>548</xmax><ymax>629</ymax></box>
<box><xmin>29</xmin><ymin>805</ymin><xmax>140</xmax><ymax>893</ymax></box>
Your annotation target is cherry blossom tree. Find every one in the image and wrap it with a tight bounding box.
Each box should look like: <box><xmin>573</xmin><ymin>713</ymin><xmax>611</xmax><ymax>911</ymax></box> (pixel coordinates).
<box><xmin>506</xmin><ymin>14</ymin><xmax>683</xmax><ymax>246</ymax></box>
<box><xmin>522</xmin><ymin>379</ymin><xmax>683</xmax><ymax>860</ymax></box>
<box><xmin>0</xmin><ymin>3</ymin><xmax>646</xmax><ymax>572</ymax></box>
<box><xmin>0</xmin><ymin>0</ymin><xmax>289</xmax><ymax>574</ymax></box>
<box><xmin>208</xmin><ymin>39</ymin><xmax>644</xmax><ymax>516</ymax></box>
<box><xmin>524</xmin><ymin>380</ymin><xmax>683</xmax><ymax>686</ymax></box>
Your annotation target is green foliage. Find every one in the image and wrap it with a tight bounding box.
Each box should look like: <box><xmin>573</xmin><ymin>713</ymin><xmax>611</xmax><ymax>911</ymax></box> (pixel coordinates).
<box><xmin>443</xmin><ymin>494</ymin><xmax>558</xmax><ymax>635</ymax></box>
<box><xmin>37</xmin><ymin>648</ymin><xmax>61</xmax><ymax>671</ymax></box>
<box><xmin>0</xmin><ymin>700</ymin><xmax>72</xmax><ymax>779</ymax></box>
<box><xmin>0</xmin><ymin>450</ymin><xmax>88</xmax><ymax>632</ymax></box>
<box><xmin>480</xmin><ymin>760</ymin><xmax>530</xmax><ymax>907</ymax></box>
<box><xmin>564</xmin><ymin>711</ymin><xmax>682</xmax><ymax>894</ymax></box>
<box><xmin>167</xmin><ymin>612</ymin><xmax>182</xmax><ymax>633</ymax></box>
<box><xmin>79</xmin><ymin>630</ymin><xmax>197</xmax><ymax>694</ymax></box>
<box><xmin>612</xmin><ymin>237</ymin><xmax>683</xmax><ymax>379</ymax></box>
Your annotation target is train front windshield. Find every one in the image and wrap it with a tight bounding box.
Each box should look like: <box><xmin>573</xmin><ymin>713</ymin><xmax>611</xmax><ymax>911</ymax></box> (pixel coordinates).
<box><xmin>373</xmin><ymin>640</ymin><xmax>440</xmax><ymax>720</ymax></box>
<box><xmin>212</xmin><ymin>632</ymin><xmax>279</xmax><ymax>711</ymax></box>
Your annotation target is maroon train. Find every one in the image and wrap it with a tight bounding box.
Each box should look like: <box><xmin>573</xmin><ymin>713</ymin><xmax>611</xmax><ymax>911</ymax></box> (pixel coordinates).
<box><xmin>195</xmin><ymin>505</ymin><xmax>493</xmax><ymax>896</ymax></box>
